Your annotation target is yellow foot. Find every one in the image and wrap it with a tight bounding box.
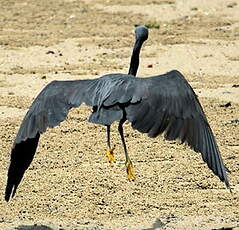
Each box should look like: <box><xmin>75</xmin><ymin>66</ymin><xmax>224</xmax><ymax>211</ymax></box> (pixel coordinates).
<box><xmin>126</xmin><ymin>161</ymin><xmax>135</xmax><ymax>181</ymax></box>
<box><xmin>105</xmin><ymin>146</ymin><xmax>116</xmax><ymax>166</ymax></box>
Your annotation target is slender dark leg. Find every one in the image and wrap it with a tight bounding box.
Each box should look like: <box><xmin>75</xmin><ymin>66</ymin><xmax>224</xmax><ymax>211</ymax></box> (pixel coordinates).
<box><xmin>107</xmin><ymin>125</ymin><xmax>111</xmax><ymax>149</ymax></box>
<box><xmin>118</xmin><ymin>121</ymin><xmax>129</xmax><ymax>161</ymax></box>
<box><xmin>118</xmin><ymin>120</ymin><xmax>135</xmax><ymax>180</ymax></box>
<box><xmin>105</xmin><ymin>125</ymin><xmax>115</xmax><ymax>165</ymax></box>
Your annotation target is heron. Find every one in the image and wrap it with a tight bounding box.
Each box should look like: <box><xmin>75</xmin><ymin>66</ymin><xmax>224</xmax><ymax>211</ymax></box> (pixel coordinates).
<box><xmin>5</xmin><ymin>26</ymin><xmax>230</xmax><ymax>202</ymax></box>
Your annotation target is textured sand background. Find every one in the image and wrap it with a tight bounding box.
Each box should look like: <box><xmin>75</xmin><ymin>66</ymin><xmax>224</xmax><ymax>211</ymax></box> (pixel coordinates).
<box><xmin>0</xmin><ymin>0</ymin><xmax>239</xmax><ymax>229</ymax></box>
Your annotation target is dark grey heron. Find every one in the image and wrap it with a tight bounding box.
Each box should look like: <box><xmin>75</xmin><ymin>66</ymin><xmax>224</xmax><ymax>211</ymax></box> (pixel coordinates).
<box><xmin>5</xmin><ymin>26</ymin><xmax>230</xmax><ymax>202</ymax></box>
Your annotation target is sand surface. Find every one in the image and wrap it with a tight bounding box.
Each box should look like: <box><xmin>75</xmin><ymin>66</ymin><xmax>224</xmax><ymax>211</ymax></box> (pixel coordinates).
<box><xmin>0</xmin><ymin>0</ymin><xmax>239</xmax><ymax>229</ymax></box>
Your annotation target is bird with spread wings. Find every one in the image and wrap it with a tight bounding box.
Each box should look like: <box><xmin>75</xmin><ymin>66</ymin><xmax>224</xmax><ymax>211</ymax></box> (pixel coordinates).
<box><xmin>5</xmin><ymin>26</ymin><xmax>230</xmax><ymax>202</ymax></box>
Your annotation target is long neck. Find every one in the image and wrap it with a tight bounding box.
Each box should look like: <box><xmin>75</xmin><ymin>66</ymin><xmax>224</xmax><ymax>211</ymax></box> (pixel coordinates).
<box><xmin>128</xmin><ymin>39</ymin><xmax>143</xmax><ymax>77</ymax></box>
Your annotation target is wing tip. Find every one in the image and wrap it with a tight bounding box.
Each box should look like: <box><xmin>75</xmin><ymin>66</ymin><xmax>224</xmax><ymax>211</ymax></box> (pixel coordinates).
<box><xmin>5</xmin><ymin>134</ymin><xmax>40</xmax><ymax>202</ymax></box>
<box><xmin>5</xmin><ymin>193</ymin><xmax>11</xmax><ymax>202</ymax></box>
<box><xmin>223</xmin><ymin>174</ymin><xmax>231</xmax><ymax>191</ymax></box>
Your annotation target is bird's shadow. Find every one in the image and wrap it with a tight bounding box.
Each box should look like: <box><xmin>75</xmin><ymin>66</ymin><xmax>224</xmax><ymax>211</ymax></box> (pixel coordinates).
<box><xmin>14</xmin><ymin>224</ymin><xmax>59</xmax><ymax>230</ymax></box>
<box><xmin>141</xmin><ymin>218</ymin><xmax>236</xmax><ymax>230</ymax></box>
<box><xmin>142</xmin><ymin>218</ymin><xmax>166</xmax><ymax>230</ymax></box>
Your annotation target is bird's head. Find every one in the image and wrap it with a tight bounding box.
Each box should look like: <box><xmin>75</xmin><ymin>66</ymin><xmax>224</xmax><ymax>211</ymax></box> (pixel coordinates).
<box><xmin>135</xmin><ymin>25</ymin><xmax>149</xmax><ymax>42</ymax></box>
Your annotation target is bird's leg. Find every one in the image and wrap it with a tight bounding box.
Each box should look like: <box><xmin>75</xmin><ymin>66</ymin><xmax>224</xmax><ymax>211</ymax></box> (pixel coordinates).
<box><xmin>104</xmin><ymin>125</ymin><xmax>116</xmax><ymax>166</ymax></box>
<box><xmin>118</xmin><ymin>121</ymin><xmax>135</xmax><ymax>180</ymax></box>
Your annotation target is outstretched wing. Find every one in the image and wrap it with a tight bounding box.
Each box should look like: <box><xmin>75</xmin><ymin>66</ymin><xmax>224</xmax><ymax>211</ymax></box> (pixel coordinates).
<box><xmin>5</xmin><ymin>78</ymin><xmax>99</xmax><ymax>201</ymax></box>
<box><xmin>5</xmin><ymin>73</ymin><xmax>138</xmax><ymax>201</ymax></box>
<box><xmin>125</xmin><ymin>70</ymin><xmax>229</xmax><ymax>188</ymax></box>
<box><xmin>5</xmin><ymin>73</ymin><xmax>140</xmax><ymax>201</ymax></box>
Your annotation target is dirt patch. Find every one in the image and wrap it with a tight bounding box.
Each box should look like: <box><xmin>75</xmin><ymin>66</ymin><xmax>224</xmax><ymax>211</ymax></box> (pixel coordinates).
<box><xmin>0</xmin><ymin>0</ymin><xmax>239</xmax><ymax>229</ymax></box>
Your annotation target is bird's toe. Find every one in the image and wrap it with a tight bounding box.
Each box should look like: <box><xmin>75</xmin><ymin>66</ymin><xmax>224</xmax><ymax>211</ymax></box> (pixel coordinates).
<box><xmin>105</xmin><ymin>146</ymin><xmax>116</xmax><ymax>166</ymax></box>
<box><xmin>126</xmin><ymin>161</ymin><xmax>135</xmax><ymax>180</ymax></box>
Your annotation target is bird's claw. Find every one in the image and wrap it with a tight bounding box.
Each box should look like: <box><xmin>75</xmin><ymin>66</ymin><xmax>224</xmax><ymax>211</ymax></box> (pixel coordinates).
<box><xmin>126</xmin><ymin>161</ymin><xmax>135</xmax><ymax>180</ymax></box>
<box><xmin>105</xmin><ymin>146</ymin><xmax>116</xmax><ymax>166</ymax></box>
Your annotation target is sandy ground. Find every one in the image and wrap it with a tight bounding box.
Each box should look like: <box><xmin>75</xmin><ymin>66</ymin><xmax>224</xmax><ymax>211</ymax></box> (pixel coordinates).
<box><xmin>0</xmin><ymin>0</ymin><xmax>239</xmax><ymax>229</ymax></box>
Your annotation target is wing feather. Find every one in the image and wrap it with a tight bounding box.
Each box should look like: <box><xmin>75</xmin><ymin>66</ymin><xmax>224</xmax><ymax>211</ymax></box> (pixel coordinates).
<box><xmin>5</xmin><ymin>78</ymin><xmax>99</xmax><ymax>201</ymax></box>
<box><xmin>125</xmin><ymin>70</ymin><xmax>229</xmax><ymax>188</ymax></box>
